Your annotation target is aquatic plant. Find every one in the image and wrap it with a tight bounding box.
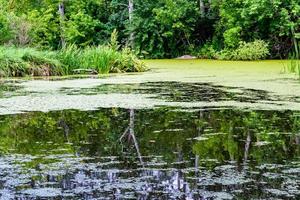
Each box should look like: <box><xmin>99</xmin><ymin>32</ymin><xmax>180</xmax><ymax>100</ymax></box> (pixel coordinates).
<box><xmin>0</xmin><ymin>44</ymin><xmax>146</xmax><ymax>77</ymax></box>
<box><xmin>59</xmin><ymin>45</ymin><xmax>146</xmax><ymax>74</ymax></box>
<box><xmin>286</xmin><ymin>27</ymin><xmax>300</xmax><ymax>78</ymax></box>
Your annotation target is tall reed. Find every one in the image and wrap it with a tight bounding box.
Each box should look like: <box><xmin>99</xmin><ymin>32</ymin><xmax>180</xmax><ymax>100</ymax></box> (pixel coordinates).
<box><xmin>0</xmin><ymin>45</ymin><xmax>146</xmax><ymax>77</ymax></box>
<box><xmin>287</xmin><ymin>27</ymin><xmax>300</xmax><ymax>78</ymax></box>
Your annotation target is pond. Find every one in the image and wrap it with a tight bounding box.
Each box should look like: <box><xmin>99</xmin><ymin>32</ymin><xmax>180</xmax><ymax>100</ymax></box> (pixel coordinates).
<box><xmin>0</xmin><ymin>60</ymin><xmax>299</xmax><ymax>199</ymax></box>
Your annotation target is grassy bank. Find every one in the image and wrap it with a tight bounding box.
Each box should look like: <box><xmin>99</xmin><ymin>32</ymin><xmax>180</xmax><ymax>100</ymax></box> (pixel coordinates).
<box><xmin>0</xmin><ymin>46</ymin><xmax>146</xmax><ymax>77</ymax></box>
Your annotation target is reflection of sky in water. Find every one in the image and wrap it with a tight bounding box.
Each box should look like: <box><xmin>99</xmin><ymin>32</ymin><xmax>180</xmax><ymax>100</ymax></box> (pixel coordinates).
<box><xmin>0</xmin><ymin>108</ymin><xmax>299</xmax><ymax>199</ymax></box>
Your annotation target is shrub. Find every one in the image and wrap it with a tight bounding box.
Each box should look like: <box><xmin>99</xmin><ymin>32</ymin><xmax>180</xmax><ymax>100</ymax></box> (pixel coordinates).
<box><xmin>223</xmin><ymin>27</ymin><xmax>242</xmax><ymax>48</ymax></box>
<box><xmin>215</xmin><ymin>49</ymin><xmax>233</xmax><ymax>60</ymax></box>
<box><xmin>216</xmin><ymin>40</ymin><xmax>270</xmax><ymax>60</ymax></box>
<box><xmin>0</xmin><ymin>13</ymin><xmax>13</xmax><ymax>44</ymax></box>
<box><xmin>8</xmin><ymin>14</ymin><xmax>32</xmax><ymax>46</ymax></box>
<box><xmin>118</xmin><ymin>47</ymin><xmax>146</xmax><ymax>72</ymax></box>
<box><xmin>197</xmin><ymin>43</ymin><xmax>217</xmax><ymax>59</ymax></box>
<box><xmin>232</xmin><ymin>40</ymin><xmax>269</xmax><ymax>60</ymax></box>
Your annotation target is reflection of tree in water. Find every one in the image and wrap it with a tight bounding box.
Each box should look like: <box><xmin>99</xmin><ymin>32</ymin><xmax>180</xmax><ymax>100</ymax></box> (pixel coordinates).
<box><xmin>292</xmin><ymin>113</ymin><xmax>300</xmax><ymax>147</ymax></box>
<box><xmin>120</xmin><ymin>109</ymin><xmax>144</xmax><ymax>167</ymax></box>
<box><xmin>58</xmin><ymin>118</ymin><xmax>70</xmax><ymax>143</ymax></box>
<box><xmin>243</xmin><ymin>130</ymin><xmax>251</xmax><ymax>166</ymax></box>
<box><xmin>0</xmin><ymin>109</ymin><xmax>299</xmax><ymax>199</ymax></box>
<box><xmin>195</xmin><ymin>110</ymin><xmax>204</xmax><ymax>174</ymax></box>
<box><xmin>119</xmin><ymin>109</ymin><xmax>194</xmax><ymax>198</ymax></box>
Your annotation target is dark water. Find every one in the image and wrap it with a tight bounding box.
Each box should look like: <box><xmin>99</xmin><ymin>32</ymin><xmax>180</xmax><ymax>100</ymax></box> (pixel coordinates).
<box><xmin>60</xmin><ymin>82</ymin><xmax>274</xmax><ymax>103</ymax></box>
<box><xmin>0</xmin><ymin>81</ymin><xmax>24</xmax><ymax>98</ymax></box>
<box><xmin>0</xmin><ymin>108</ymin><xmax>299</xmax><ymax>199</ymax></box>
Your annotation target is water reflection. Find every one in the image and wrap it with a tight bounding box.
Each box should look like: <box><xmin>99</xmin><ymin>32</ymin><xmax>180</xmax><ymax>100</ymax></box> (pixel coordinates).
<box><xmin>0</xmin><ymin>80</ymin><xmax>25</xmax><ymax>98</ymax></box>
<box><xmin>0</xmin><ymin>108</ymin><xmax>299</xmax><ymax>199</ymax></box>
<box><xmin>60</xmin><ymin>82</ymin><xmax>274</xmax><ymax>103</ymax></box>
<box><xmin>120</xmin><ymin>109</ymin><xmax>144</xmax><ymax>167</ymax></box>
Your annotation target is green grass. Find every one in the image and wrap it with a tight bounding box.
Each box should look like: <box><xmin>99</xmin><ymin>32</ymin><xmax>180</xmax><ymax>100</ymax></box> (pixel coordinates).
<box><xmin>0</xmin><ymin>45</ymin><xmax>146</xmax><ymax>77</ymax></box>
<box><xmin>0</xmin><ymin>47</ymin><xmax>61</xmax><ymax>76</ymax></box>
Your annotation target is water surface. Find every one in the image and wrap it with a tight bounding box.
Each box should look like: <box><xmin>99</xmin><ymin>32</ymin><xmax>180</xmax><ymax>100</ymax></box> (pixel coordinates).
<box><xmin>0</xmin><ymin>60</ymin><xmax>300</xmax><ymax>199</ymax></box>
<box><xmin>0</xmin><ymin>108</ymin><xmax>299</xmax><ymax>199</ymax></box>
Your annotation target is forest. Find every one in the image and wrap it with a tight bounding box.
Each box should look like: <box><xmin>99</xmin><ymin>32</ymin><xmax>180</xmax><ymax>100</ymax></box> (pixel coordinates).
<box><xmin>0</xmin><ymin>0</ymin><xmax>299</xmax><ymax>59</ymax></box>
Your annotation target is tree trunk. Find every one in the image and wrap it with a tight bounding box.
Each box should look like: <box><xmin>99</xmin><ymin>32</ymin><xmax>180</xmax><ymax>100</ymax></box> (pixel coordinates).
<box><xmin>128</xmin><ymin>0</ymin><xmax>134</xmax><ymax>47</ymax></box>
<box><xmin>58</xmin><ymin>1</ymin><xmax>66</xmax><ymax>47</ymax></box>
<box><xmin>129</xmin><ymin>109</ymin><xmax>144</xmax><ymax>166</ymax></box>
<box><xmin>195</xmin><ymin>111</ymin><xmax>204</xmax><ymax>174</ymax></box>
<box><xmin>199</xmin><ymin>0</ymin><xmax>205</xmax><ymax>17</ymax></box>
<box><xmin>120</xmin><ymin>109</ymin><xmax>144</xmax><ymax>167</ymax></box>
<box><xmin>243</xmin><ymin>130</ymin><xmax>251</xmax><ymax>166</ymax></box>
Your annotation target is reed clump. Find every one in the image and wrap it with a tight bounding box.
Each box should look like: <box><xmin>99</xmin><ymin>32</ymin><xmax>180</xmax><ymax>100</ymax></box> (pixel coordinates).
<box><xmin>0</xmin><ymin>42</ymin><xmax>146</xmax><ymax>77</ymax></box>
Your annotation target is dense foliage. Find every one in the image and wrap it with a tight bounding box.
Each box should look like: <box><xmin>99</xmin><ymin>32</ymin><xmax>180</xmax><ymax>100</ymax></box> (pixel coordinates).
<box><xmin>0</xmin><ymin>44</ymin><xmax>146</xmax><ymax>77</ymax></box>
<box><xmin>0</xmin><ymin>0</ymin><xmax>299</xmax><ymax>59</ymax></box>
<box><xmin>215</xmin><ymin>40</ymin><xmax>270</xmax><ymax>60</ymax></box>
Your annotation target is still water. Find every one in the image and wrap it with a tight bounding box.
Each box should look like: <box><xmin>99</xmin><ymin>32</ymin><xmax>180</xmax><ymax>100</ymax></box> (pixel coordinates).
<box><xmin>0</xmin><ymin>73</ymin><xmax>300</xmax><ymax>199</ymax></box>
<box><xmin>0</xmin><ymin>107</ymin><xmax>299</xmax><ymax>199</ymax></box>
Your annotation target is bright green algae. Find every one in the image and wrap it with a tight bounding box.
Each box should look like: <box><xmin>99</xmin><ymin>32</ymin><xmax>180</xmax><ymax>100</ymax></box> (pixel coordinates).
<box><xmin>0</xmin><ymin>59</ymin><xmax>300</xmax><ymax>114</ymax></box>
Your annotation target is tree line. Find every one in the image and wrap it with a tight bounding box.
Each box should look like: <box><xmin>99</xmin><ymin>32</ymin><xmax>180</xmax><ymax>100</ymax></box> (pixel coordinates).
<box><xmin>0</xmin><ymin>0</ymin><xmax>299</xmax><ymax>59</ymax></box>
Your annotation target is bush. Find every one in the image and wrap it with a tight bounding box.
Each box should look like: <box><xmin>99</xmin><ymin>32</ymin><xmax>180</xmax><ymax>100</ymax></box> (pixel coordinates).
<box><xmin>233</xmin><ymin>40</ymin><xmax>269</xmax><ymax>60</ymax></box>
<box><xmin>216</xmin><ymin>40</ymin><xmax>270</xmax><ymax>60</ymax></box>
<box><xmin>223</xmin><ymin>27</ymin><xmax>242</xmax><ymax>48</ymax></box>
<box><xmin>197</xmin><ymin>43</ymin><xmax>217</xmax><ymax>59</ymax></box>
<box><xmin>8</xmin><ymin>14</ymin><xmax>32</xmax><ymax>46</ymax></box>
<box><xmin>215</xmin><ymin>49</ymin><xmax>232</xmax><ymax>60</ymax></box>
<box><xmin>0</xmin><ymin>13</ymin><xmax>33</xmax><ymax>46</ymax></box>
<box><xmin>0</xmin><ymin>13</ymin><xmax>13</xmax><ymax>44</ymax></box>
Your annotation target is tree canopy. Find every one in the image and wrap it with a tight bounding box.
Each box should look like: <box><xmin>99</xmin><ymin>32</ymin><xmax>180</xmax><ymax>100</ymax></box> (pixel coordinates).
<box><xmin>0</xmin><ymin>0</ymin><xmax>299</xmax><ymax>58</ymax></box>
